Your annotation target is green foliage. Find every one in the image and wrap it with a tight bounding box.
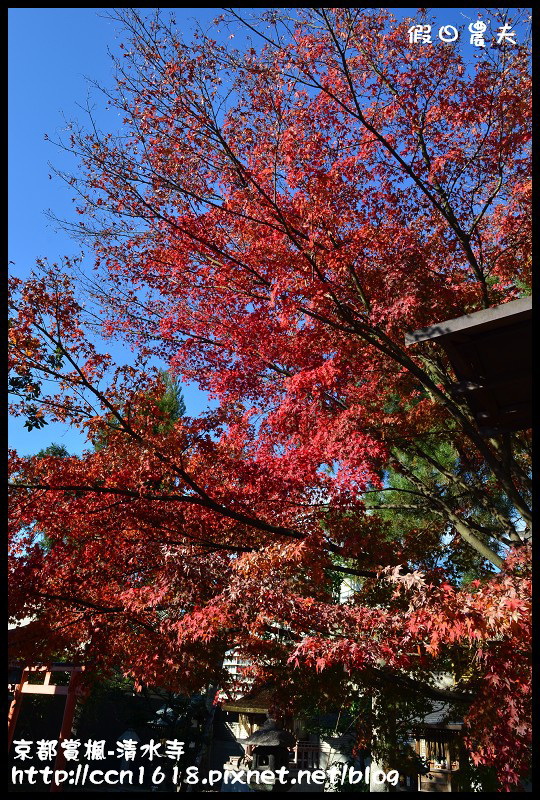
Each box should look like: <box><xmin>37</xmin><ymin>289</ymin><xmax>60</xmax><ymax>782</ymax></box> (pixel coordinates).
<box><xmin>364</xmin><ymin>438</ymin><xmax>508</xmax><ymax>585</ymax></box>
<box><xmin>24</xmin><ymin>444</ymin><xmax>72</xmax><ymax>554</ymax></box>
<box><xmin>300</xmin><ymin>695</ymin><xmax>370</xmax><ymax>739</ymax></box>
<box><xmin>35</xmin><ymin>443</ymin><xmax>71</xmax><ymax>459</ymax></box>
<box><xmin>156</xmin><ymin>370</ymin><xmax>186</xmax><ymax>430</ymax></box>
<box><xmin>93</xmin><ymin>370</ymin><xmax>186</xmax><ymax>450</ymax></box>
<box><xmin>513</xmin><ymin>277</ymin><xmax>532</xmax><ymax>297</ymax></box>
<box><xmin>456</xmin><ymin>758</ymin><xmax>501</xmax><ymax>792</ymax></box>
<box><xmin>9</xmin><ymin>343</ymin><xmax>64</xmax><ymax>431</ymax></box>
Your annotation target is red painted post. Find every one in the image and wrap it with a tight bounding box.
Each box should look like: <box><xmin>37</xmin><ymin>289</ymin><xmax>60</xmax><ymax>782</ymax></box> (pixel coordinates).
<box><xmin>8</xmin><ymin>668</ymin><xmax>28</xmax><ymax>751</ymax></box>
<box><xmin>8</xmin><ymin>664</ymin><xmax>86</xmax><ymax>793</ymax></box>
<box><xmin>50</xmin><ymin>669</ymin><xmax>83</xmax><ymax>793</ymax></box>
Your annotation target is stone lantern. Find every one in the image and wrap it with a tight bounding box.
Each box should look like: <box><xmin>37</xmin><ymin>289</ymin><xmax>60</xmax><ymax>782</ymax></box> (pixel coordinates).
<box><xmin>243</xmin><ymin>718</ymin><xmax>296</xmax><ymax>792</ymax></box>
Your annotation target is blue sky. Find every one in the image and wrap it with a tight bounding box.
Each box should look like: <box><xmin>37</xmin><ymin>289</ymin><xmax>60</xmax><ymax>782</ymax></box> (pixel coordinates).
<box><xmin>8</xmin><ymin>8</ymin><xmax>527</xmax><ymax>456</ymax></box>
<box><xmin>8</xmin><ymin>8</ymin><xmax>221</xmax><ymax>455</ymax></box>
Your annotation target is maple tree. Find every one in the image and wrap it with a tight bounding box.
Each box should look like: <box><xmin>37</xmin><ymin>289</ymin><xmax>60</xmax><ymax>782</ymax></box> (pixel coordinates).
<box><xmin>9</xmin><ymin>8</ymin><xmax>531</xmax><ymax>790</ymax></box>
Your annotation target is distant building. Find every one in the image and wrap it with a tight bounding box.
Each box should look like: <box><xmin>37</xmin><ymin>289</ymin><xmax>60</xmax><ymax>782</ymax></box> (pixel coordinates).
<box><xmin>222</xmin><ymin>649</ymin><xmax>255</xmax><ymax>702</ymax></box>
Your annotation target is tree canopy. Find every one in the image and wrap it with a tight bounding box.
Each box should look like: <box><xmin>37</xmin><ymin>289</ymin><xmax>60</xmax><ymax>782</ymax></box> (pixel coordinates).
<box><xmin>8</xmin><ymin>8</ymin><xmax>531</xmax><ymax>790</ymax></box>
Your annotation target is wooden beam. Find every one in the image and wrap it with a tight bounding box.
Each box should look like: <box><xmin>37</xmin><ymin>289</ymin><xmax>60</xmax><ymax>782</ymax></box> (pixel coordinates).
<box><xmin>404</xmin><ymin>297</ymin><xmax>531</xmax><ymax>345</ymax></box>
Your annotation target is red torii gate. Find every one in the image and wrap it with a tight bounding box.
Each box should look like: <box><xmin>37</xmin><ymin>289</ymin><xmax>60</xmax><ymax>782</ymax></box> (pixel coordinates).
<box><xmin>8</xmin><ymin>664</ymin><xmax>86</xmax><ymax>793</ymax></box>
